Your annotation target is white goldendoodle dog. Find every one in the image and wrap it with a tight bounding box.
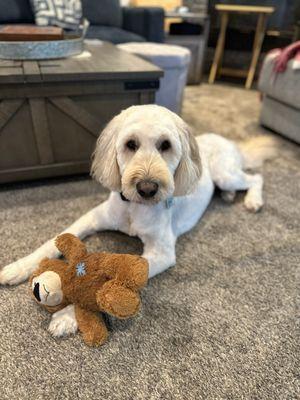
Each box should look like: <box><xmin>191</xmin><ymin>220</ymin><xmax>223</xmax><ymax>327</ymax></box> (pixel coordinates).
<box><xmin>0</xmin><ymin>105</ymin><xmax>275</xmax><ymax>337</ymax></box>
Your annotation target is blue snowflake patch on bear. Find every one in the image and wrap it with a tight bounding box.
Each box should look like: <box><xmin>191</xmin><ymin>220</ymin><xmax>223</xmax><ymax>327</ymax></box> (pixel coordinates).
<box><xmin>76</xmin><ymin>262</ymin><xmax>86</xmax><ymax>277</ymax></box>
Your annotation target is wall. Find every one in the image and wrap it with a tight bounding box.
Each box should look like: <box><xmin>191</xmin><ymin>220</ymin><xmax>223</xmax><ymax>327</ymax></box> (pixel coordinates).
<box><xmin>131</xmin><ymin>0</ymin><xmax>181</xmax><ymax>29</ymax></box>
<box><xmin>131</xmin><ymin>0</ymin><xmax>181</xmax><ymax>10</ymax></box>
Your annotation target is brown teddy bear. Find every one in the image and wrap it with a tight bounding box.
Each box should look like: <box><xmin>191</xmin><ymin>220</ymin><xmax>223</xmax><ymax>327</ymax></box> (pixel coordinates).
<box><xmin>30</xmin><ymin>233</ymin><xmax>148</xmax><ymax>346</ymax></box>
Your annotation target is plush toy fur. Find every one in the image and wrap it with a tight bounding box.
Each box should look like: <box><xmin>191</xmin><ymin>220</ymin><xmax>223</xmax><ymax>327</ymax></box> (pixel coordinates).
<box><xmin>30</xmin><ymin>233</ymin><xmax>148</xmax><ymax>346</ymax></box>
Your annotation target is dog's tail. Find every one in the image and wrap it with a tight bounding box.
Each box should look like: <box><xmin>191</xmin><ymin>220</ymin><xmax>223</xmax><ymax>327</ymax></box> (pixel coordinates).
<box><xmin>238</xmin><ymin>136</ymin><xmax>278</xmax><ymax>169</ymax></box>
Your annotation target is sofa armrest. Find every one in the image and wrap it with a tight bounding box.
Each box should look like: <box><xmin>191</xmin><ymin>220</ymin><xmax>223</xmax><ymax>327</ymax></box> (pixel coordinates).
<box><xmin>122</xmin><ymin>7</ymin><xmax>164</xmax><ymax>43</ymax></box>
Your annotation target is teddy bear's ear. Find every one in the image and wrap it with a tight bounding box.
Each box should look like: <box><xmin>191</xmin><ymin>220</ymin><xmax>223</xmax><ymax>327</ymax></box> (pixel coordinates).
<box><xmin>30</xmin><ymin>257</ymin><xmax>50</xmax><ymax>282</ymax></box>
<box><xmin>55</xmin><ymin>233</ymin><xmax>87</xmax><ymax>264</ymax></box>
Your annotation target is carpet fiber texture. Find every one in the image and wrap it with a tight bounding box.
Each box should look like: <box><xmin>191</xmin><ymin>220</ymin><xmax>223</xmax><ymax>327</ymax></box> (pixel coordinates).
<box><xmin>0</xmin><ymin>84</ymin><xmax>299</xmax><ymax>400</ymax></box>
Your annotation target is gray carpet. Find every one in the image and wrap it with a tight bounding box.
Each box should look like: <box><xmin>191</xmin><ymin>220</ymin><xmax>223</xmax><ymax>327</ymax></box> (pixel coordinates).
<box><xmin>0</xmin><ymin>84</ymin><xmax>299</xmax><ymax>400</ymax></box>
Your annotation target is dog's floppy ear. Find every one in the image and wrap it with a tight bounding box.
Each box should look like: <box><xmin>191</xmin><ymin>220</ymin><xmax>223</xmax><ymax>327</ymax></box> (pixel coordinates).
<box><xmin>91</xmin><ymin>114</ymin><xmax>122</xmax><ymax>191</ymax></box>
<box><xmin>173</xmin><ymin>119</ymin><xmax>202</xmax><ymax>196</ymax></box>
<box><xmin>55</xmin><ymin>233</ymin><xmax>87</xmax><ymax>264</ymax></box>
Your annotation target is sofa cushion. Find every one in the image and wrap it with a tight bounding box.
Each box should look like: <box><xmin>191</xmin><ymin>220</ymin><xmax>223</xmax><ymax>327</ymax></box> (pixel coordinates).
<box><xmin>260</xmin><ymin>95</ymin><xmax>300</xmax><ymax>144</ymax></box>
<box><xmin>0</xmin><ymin>0</ymin><xmax>34</xmax><ymax>23</ymax></box>
<box><xmin>85</xmin><ymin>25</ymin><xmax>145</xmax><ymax>44</ymax></box>
<box><xmin>82</xmin><ymin>0</ymin><xmax>122</xmax><ymax>28</ymax></box>
<box><xmin>259</xmin><ymin>54</ymin><xmax>300</xmax><ymax>110</ymax></box>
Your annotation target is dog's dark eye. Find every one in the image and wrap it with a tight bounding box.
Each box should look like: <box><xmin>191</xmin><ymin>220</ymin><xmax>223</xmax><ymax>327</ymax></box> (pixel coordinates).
<box><xmin>126</xmin><ymin>140</ymin><xmax>138</xmax><ymax>151</ymax></box>
<box><xmin>160</xmin><ymin>140</ymin><xmax>171</xmax><ymax>152</ymax></box>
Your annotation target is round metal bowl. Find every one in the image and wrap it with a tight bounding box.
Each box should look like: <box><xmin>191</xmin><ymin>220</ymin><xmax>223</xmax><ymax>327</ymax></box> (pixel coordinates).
<box><xmin>0</xmin><ymin>35</ymin><xmax>84</xmax><ymax>60</ymax></box>
<box><xmin>0</xmin><ymin>20</ymin><xmax>89</xmax><ymax>60</ymax></box>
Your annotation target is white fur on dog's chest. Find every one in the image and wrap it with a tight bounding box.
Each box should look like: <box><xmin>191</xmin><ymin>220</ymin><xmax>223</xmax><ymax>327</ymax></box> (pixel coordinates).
<box><xmin>113</xmin><ymin>195</ymin><xmax>172</xmax><ymax>238</ymax></box>
<box><xmin>125</xmin><ymin>206</ymin><xmax>141</xmax><ymax>237</ymax></box>
<box><xmin>128</xmin><ymin>203</ymin><xmax>171</xmax><ymax>237</ymax></box>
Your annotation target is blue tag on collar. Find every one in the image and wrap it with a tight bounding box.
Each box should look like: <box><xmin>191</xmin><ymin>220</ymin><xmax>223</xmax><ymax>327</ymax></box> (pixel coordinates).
<box><xmin>165</xmin><ymin>197</ymin><xmax>174</xmax><ymax>209</ymax></box>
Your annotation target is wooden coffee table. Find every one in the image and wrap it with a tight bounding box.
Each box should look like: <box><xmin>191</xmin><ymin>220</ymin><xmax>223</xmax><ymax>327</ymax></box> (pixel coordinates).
<box><xmin>0</xmin><ymin>42</ymin><xmax>162</xmax><ymax>183</ymax></box>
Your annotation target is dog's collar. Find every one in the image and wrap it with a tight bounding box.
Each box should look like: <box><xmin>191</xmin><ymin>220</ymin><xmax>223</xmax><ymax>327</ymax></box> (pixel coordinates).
<box><xmin>120</xmin><ymin>192</ymin><xmax>174</xmax><ymax>208</ymax></box>
<box><xmin>120</xmin><ymin>192</ymin><xmax>129</xmax><ymax>202</ymax></box>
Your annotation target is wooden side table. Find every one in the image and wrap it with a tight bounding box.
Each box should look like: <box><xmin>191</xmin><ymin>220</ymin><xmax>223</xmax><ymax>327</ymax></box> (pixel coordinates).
<box><xmin>208</xmin><ymin>4</ymin><xmax>274</xmax><ymax>89</ymax></box>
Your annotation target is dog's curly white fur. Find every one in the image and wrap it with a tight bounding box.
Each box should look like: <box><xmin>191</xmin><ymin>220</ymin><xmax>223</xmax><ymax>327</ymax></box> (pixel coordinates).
<box><xmin>0</xmin><ymin>105</ymin><xmax>275</xmax><ymax>337</ymax></box>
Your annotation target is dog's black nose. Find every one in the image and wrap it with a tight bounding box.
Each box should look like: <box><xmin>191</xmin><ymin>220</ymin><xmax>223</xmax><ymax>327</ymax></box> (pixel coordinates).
<box><xmin>33</xmin><ymin>282</ymin><xmax>41</xmax><ymax>302</ymax></box>
<box><xmin>136</xmin><ymin>180</ymin><xmax>158</xmax><ymax>198</ymax></box>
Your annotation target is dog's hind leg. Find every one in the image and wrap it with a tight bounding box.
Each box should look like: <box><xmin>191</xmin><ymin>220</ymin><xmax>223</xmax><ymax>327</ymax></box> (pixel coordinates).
<box><xmin>243</xmin><ymin>173</ymin><xmax>264</xmax><ymax>212</ymax></box>
<box><xmin>215</xmin><ymin>170</ymin><xmax>264</xmax><ymax>213</ymax></box>
<box><xmin>221</xmin><ymin>190</ymin><xmax>236</xmax><ymax>203</ymax></box>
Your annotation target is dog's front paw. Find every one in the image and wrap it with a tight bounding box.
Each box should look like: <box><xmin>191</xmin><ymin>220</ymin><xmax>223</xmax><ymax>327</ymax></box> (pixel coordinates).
<box><xmin>48</xmin><ymin>305</ymin><xmax>78</xmax><ymax>337</ymax></box>
<box><xmin>0</xmin><ymin>258</ymin><xmax>35</xmax><ymax>285</ymax></box>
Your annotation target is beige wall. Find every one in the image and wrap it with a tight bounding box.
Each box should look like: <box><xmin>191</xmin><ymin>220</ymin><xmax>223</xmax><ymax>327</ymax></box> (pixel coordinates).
<box><xmin>131</xmin><ymin>0</ymin><xmax>181</xmax><ymax>30</ymax></box>
<box><xmin>131</xmin><ymin>0</ymin><xmax>181</xmax><ymax>11</ymax></box>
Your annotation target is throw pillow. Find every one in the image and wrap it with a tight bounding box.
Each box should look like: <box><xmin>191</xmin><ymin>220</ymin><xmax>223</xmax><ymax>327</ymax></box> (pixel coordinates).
<box><xmin>31</xmin><ymin>0</ymin><xmax>82</xmax><ymax>30</ymax></box>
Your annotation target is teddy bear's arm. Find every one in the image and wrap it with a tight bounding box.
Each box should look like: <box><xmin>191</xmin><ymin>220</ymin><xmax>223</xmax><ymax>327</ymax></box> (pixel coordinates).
<box><xmin>96</xmin><ymin>281</ymin><xmax>141</xmax><ymax>319</ymax></box>
<box><xmin>74</xmin><ymin>304</ymin><xmax>108</xmax><ymax>346</ymax></box>
<box><xmin>55</xmin><ymin>234</ymin><xmax>87</xmax><ymax>265</ymax></box>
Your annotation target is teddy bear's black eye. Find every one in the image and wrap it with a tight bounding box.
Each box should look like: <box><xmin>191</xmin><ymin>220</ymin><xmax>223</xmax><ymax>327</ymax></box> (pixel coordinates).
<box><xmin>126</xmin><ymin>140</ymin><xmax>138</xmax><ymax>151</ymax></box>
<box><xmin>160</xmin><ymin>140</ymin><xmax>171</xmax><ymax>152</ymax></box>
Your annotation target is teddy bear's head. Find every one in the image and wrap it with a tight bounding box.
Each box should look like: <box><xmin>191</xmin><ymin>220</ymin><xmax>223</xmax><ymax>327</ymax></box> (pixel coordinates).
<box><xmin>31</xmin><ymin>260</ymin><xmax>65</xmax><ymax>307</ymax></box>
<box><xmin>30</xmin><ymin>233</ymin><xmax>88</xmax><ymax>309</ymax></box>
<box><xmin>32</xmin><ymin>271</ymin><xmax>63</xmax><ymax>306</ymax></box>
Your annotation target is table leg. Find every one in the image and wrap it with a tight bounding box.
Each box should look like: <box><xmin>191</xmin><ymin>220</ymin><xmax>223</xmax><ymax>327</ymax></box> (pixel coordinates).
<box><xmin>245</xmin><ymin>13</ymin><xmax>267</xmax><ymax>89</ymax></box>
<box><xmin>208</xmin><ymin>11</ymin><xmax>229</xmax><ymax>84</ymax></box>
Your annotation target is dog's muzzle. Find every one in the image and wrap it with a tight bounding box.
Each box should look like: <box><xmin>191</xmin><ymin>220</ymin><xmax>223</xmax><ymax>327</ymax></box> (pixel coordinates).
<box><xmin>136</xmin><ymin>180</ymin><xmax>158</xmax><ymax>199</ymax></box>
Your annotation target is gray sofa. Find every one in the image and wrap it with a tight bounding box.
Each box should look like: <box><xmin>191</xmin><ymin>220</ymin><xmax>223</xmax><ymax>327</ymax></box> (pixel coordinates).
<box><xmin>258</xmin><ymin>54</ymin><xmax>300</xmax><ymax>144</ymax></box>
<box><xmin>0</xmin><ymin>0</ymin><xmax>164</xmax><ymax>44</ymax></box>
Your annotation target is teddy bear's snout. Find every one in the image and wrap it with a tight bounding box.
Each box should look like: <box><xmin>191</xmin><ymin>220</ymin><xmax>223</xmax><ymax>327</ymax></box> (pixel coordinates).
<box><xmin>33</xmin><ymin>282</ymin><xmax>41</xmax><ymax>302</ymax></box>
<box><xmin>31</xmin><ymin>271</ymin><xmax>63</xmax><ymax>306</ymax></box>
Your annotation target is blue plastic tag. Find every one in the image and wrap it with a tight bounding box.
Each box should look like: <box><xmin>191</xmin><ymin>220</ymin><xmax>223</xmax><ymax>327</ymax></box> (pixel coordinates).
<box><xmin>166</xmin><ymin>197</ymin><xmax>174</xmax><ymax>209</ymax></box>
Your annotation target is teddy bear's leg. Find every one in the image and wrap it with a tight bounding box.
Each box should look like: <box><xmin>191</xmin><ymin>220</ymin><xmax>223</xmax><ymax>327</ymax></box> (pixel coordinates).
<box><xmin>96</xmin><ymin>281</ymin><xmax>141</xmax><ymax>319</ymax></box>
<box><xmin>75</xmin><ymin>305</ymin><xmax>108</xmax><ymax>346</ymax></box>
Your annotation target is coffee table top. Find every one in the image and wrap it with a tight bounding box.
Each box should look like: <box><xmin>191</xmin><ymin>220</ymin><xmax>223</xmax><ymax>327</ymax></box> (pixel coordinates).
<box><xmin>0</xmin><ymin>42</ymin><xmax>163</xmax><ymax>84</ymax></box>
